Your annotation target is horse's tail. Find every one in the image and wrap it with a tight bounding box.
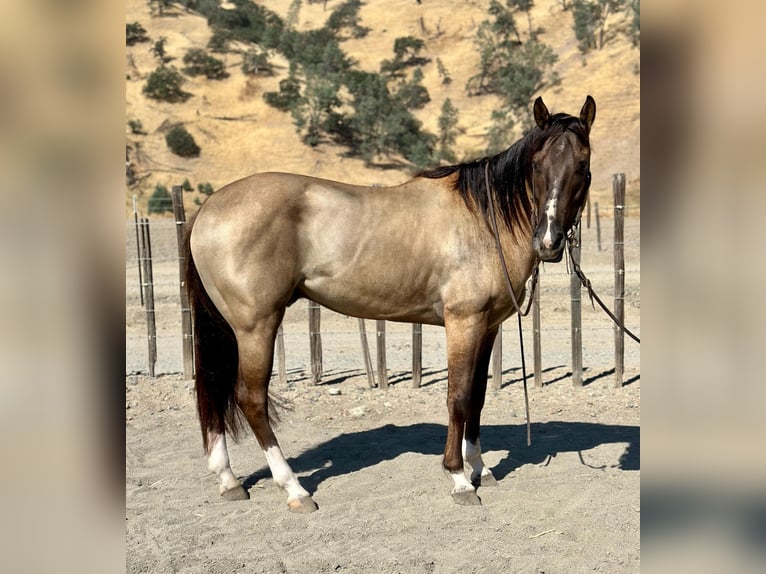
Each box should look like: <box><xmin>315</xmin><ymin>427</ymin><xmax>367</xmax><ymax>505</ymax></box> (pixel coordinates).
<box><xmin>184</xmin><ymin>211</ymin><xmax>245</xmax><ymax>453</ymax></box>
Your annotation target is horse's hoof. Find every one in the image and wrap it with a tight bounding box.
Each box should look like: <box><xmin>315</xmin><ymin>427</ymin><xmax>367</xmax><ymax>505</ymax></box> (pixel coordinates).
<box><xmin>451</xmin><ymin>489</ymin><xmax>482</xmax><ymax>506</ymax></box>
<box><xmin>221</xmin><ymin>485</ymin><xmax>250</xmax><ymax>501</ymax></box>
<box><xmin>287</xmin><ymin>496</ymin><xmax>318</xmax><ymax>513</ymax></box>
<box><xmin>472</xmin><ymin>472</ymin><xmax>498</xmax><ymax>488</ymax></box>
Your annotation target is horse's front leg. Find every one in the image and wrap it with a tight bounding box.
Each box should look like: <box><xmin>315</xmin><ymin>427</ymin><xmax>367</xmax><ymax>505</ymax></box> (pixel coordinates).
<box><xmin>443</xmin><ymin>314</ymin><xmax>493</xmax><ymax>506</ymax></box>
<box><xmin>464</xmin><ymin>326</ymin><xmax>499</xmax><ymax>488</ymax></box>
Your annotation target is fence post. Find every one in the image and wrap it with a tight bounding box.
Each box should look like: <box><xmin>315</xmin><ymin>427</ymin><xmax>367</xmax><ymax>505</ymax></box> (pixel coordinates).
<box><xmin>139</xmin><ymin>217</ymin><xmax>156</xmax><ymax>377</ymax></box>
<box><xmin>133</xmin><ymin>195</ymin><xmax>144</xmax><ymax>307</ymax></box>
<box><xmin>358</xmin><ymin>319</ymin><xmax>376</xmax><ymax>388</ymax></box>
<box><xmin>412</xmin><ymin>323</ymin><xmax>422</xmax><ymax>388</ymax></box>
<box><xmin>586</xmin><ymin>196</ymin><xmax>591</xmax><ymax>229</ymax></box>
<box><xmin>308</xmin><ymin>301</ymin><xmax>322</xmax><ymax>384</ymax></box>
<box><xmin>276</xmin><ymin>324</ymin><xmax>286</xmax><ymax>386</ymax></box>
<box><xmin>570</xmin><ymin>224</ymin><xmax>583</xmax><ymax>387</ymax></box>
<box><xmin>491</xmin><ymin>324</ymin><xmax>502</xmax><ymax>390</ymax></box>
<box><xmin>171</xmin><ymin>186</ymin><xmax>194</xmax><ymax>380</ymax></box>
<box><xmin>376</xmin><ymin>320</ymin><xmax>388</xmax><ymax>388</ymax></box>
<box><xmin>533</xmin><ymin>274</ymin><xmax>543</xmax><ymax>387</ymax></box>
<box><xmin>595</xmin><ymin>201</ymin><xmax>602</xmax><ymax>251</ymax></box>
<box><xmin>613</xmin><ymin>173</ymin><xmax>626</xmax><ymax>387</ymax></box>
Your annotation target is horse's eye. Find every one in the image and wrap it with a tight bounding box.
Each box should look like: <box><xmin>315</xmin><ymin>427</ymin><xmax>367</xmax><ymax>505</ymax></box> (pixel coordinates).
<box><xmin>531</xmin><ymin>161</ymin><xmax>539</xmax><ymax>172</ymax></box>
<box><xmin>579</xmin><ymin>160</ymin><xmax>589</xmax><ymax>174</ymax></box>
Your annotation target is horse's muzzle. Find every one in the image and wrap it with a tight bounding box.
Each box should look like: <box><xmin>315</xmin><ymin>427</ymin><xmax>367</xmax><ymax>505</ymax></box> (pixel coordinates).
<box><xmin>533</xmin><ymin>234</ymin><xmax>565</xmax><ymax>262</ymax></box>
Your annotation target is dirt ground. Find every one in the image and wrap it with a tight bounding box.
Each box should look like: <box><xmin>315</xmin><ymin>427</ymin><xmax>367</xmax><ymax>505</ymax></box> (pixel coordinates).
<box><xmin>126</xmin><ymin>217</ymin><xmax>640</xmax><ymax>573</ymax></box>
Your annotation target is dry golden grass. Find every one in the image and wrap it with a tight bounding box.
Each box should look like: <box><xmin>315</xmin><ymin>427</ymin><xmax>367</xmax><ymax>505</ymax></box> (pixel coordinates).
<box><xmin>126</xmin><ymin>0</ymin><xmax>639</xmax><ymax>215</ymax></box>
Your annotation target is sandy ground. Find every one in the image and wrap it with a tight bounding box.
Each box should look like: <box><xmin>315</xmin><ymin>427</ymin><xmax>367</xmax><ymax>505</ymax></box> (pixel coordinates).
<box><xmin>126</xmin><ymin>216</ymin><xmax>640</xmax><ymax>573</ymax></box>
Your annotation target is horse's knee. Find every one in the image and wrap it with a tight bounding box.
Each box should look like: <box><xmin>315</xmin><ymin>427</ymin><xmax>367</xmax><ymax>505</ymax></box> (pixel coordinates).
<box><xmin>447</xmin><ymin>391</ymin><xmax>470</xmax><ymax>418</ymax></box>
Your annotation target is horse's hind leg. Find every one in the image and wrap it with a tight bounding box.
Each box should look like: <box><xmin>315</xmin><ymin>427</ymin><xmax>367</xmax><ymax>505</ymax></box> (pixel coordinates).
<box><xmin>236</xmin><ymin>321</ymin><xmax>317</xmax><ymax>513</ymax></box>
<box><xmin>207</xmin><ymin>431</ymin><xmax>249</xmax><ymax>500</ymax></box>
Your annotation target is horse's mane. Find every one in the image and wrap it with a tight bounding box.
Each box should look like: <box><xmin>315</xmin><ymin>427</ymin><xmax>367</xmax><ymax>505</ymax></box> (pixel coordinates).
<box><xmin>418</xmin><ymin>113</ymin><xmax>589</xmax><ymax>237</ymax></box>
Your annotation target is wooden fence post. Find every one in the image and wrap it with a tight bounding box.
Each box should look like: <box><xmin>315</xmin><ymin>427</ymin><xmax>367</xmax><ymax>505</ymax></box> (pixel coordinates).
<box><xmin>376</xmin><ymin>320</ymin><xmax>388</xmax><ymax>388</ymax></box>
<box><xmin>133</xmin><ymin>195</ymin><xmax>144</xmax><ymax>307</ymax></box>
<box><xmin>533</xmin><ymin>275</ymin><xmax>543</xmax><ymax>387</ymax></box>
<box><xmin>171</xmin><ymin>186</ymin><xmax>194</xmax><ymax>380</ymax></box>
<box><xmin>491</xmin><ymin>324</ymin><xmax>502</xmax><ymax>390</ymax></box>
<box><xmin>139</xmin><ymin>217</ymin><xmax>156</xmax><ymax>377</ymax></box>
<box><xmin>308</xmin><ymin>301</ymin><xmax>322</xmax><ymax>384</ymax></box>
<box><xmin>412</xmin><ymin>323</ymin><xmax>422</xmax><ymax>388</ymax></box>
<box><xmin>570</xmin><ymin>224</ymin><xmax>583</xmax><ymax>387</ymax></box>
<box><xmin>595</xmin><ymin>201</ymin><xmax>602</xmax><ymax>251</ymax></box>
<box><xmin>613</xmin><ymin>173</ymin><xmax>626</xmax><ymax>387</ymax></box>
<box><xmin>358</xmin><ymin>319</ymin><xmax>376</xmax><ymax>388</ymax></box>
<box><xmin>586</xmin><ymin>196</ymin><xmax>591</xmax><ymax>229</ymax></box>
<box><xmin>276</xmin><ymin>324</ymin><xmax>286</xmax><ymax>386</ymax></box>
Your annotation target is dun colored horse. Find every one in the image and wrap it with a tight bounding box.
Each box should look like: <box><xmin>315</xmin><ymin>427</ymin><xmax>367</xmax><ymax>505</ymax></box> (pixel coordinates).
<box><xmin>185</xmin><ymin>96</ymin><xmax>596</xmax><ymax>512</ymax></box>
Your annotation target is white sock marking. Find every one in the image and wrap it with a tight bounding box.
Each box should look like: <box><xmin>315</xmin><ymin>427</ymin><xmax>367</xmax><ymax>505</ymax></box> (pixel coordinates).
<box><xmin>263</xmin><ymin>445</ymin><xmax>310</xmax><ymax>501</ymax></box>
<box><xmin>207</xmin><ymin>433</ymin><xmax>242</xmax><ymax>493</ymax></box>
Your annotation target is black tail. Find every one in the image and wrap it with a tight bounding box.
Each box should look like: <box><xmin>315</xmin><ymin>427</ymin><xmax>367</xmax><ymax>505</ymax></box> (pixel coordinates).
<box><xmin>184</xmin><ymin>212</ymin><xmax>245</xmax><ymax>453</ymax></box>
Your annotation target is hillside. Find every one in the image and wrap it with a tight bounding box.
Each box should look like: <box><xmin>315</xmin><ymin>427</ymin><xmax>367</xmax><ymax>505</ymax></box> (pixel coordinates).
<box><xmin>125</xmin><ymin>0</ymin><xmax>639</xmax><ymax>215</ymax></box>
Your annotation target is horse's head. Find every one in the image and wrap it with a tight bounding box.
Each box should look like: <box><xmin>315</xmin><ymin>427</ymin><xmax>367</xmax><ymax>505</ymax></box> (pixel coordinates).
<box><xmin>530</xmin><ymin>96</ymin><xmax>596</xmax><ymax>262</ymax></box>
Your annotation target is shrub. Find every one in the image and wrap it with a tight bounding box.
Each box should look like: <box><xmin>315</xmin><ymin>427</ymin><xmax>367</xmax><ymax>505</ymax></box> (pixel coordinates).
<box><xmin>128</xmin><ymin>119</ymin><xmax>145</xmax><ymax>135</ymax></box>
<box><xmin>241</xmin><ymin>49</ymin><xmax>273</xmax><ymax>76</ymax></box>
<box><xmin>142</xmin><ymin>66</ymin><xmax>190</xmax><ymax>103</ymax></box>
<box><xmin>183</xmin><ymin>48</ymin><xmax>228</xmax><ymax>80</ymax></box>
<box><xmin>126</xmin><ymin>22</ymin><xmax>149</xmax><ymax>46</ymax></box>
<box><xmin>165</xmin><ymin>125</ymin><xmax>200</xmax><ymax>158</ymax></box>
<box><xmin>197</xmin><ymin>182</ymin><xmax>214</xmax><ymax>195</ymax></box>
<box><xmin>148</xmin><ymin>184</ymin><xmax>172</xmax><ymax>214</ymax></box>
<box><xmin>182</xmin><ymin>178</ymin><xmax>193</xmax><ymax>192</ymax></box>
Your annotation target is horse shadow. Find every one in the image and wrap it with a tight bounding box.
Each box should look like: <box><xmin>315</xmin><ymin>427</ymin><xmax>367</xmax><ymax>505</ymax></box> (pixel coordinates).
<box><xmin>242</xmin><ymin>421</ymin><xmax>639</xmax><ymax>495</ymax></box>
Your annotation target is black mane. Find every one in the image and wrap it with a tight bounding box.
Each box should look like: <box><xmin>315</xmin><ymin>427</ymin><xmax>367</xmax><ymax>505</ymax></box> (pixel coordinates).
<box><xmin>418</xmin><ymin>113</ymin><xmax>589</xmax><ymax>237</ymax></box>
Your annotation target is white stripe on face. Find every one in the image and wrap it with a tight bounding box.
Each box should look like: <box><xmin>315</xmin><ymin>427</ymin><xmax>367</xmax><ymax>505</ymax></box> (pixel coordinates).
<box><xmin>541</xmin><ymin>181</ymin><xmax>560</xmax><ymax>249</ymax></box>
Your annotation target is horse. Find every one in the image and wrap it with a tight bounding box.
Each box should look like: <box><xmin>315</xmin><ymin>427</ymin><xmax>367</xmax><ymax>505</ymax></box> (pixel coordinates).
<box><xmin>184</xmin><ymin>95</ymin><xmax>596</xmax><ymax>512</ymax></box>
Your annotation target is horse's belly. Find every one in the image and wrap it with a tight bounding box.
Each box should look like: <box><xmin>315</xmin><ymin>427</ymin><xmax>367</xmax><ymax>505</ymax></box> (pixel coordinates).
<box><xmin>299</xmin><ymin>274</ymin><xmax>445</xmax><ymax>325</ymax></box>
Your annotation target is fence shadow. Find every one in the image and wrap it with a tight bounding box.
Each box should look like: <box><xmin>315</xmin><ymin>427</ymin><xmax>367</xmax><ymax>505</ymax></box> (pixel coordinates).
<box><xmin>241</xmin><ymin>420</ymin><xmax>639</xmax><ymax>495</ymax></box>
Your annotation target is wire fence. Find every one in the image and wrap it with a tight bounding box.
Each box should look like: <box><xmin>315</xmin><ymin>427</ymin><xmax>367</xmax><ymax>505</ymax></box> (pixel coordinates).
<box><xmin>126</xmin><ymin>189</ymin><xmax>640</xmax><ymax>384</ymax></box>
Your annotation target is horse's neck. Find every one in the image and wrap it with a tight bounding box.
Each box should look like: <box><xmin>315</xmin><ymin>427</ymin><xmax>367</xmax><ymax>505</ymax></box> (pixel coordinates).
<box><xmin>495</xmin><ymin>215</ymin><xmax>537</xmax><ymax>285</ymax></box>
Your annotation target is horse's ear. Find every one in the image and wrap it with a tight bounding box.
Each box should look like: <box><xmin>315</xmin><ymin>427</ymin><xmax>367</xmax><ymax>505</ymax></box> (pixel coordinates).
<box><xmin>580</xmin><ymin>95</ymin><xmax>596</xmax><ymax>135</ymax></box>
<box><xmin>533</xmin><ymin>97</ymin><xmax>550</xmax><ymax>129</ymax></box>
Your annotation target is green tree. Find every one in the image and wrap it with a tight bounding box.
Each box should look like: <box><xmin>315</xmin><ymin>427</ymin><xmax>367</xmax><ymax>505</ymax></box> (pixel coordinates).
<box><xmin>263</xmin><ymin>68</ymin><xmax>302</xmax><ymax>110</ymax></box>
<box><xmin>148</xmin><ymin>184</ymin><xmax>172</xmax><ymax>214</ymax></box>
<box><xmin>241</xmin><ymin>49</ymin><xmax>273</xmax><ymax>76</ymax></box>
<box><xmin>126</xmin><ymin>22</ymin><xmax>149</xmax><ymax>46</ymax></box>
<box><xmin>183</xmin><ymin>48</ymin><xmax>228</xmax><ymax>79</ymax></box>
<box><xmin>142</xmin><ymin>66</ymin><xmax>190</xmax><ymax>102</ymax></box>
<box><xmin>466</xmin><ymin>1</ymin><xmax>522</xmax><ymax>95</ymax></box>
<box><xmin>150</xmin><ymin>36</ymin><xmax>170</xmax><ymax>63</ymax></box>
<box><xmin>344</xmin><ymin>70</ymin><xmax>434</xmax><ymax>167</ymax></box>
<box><xmin>165</xmin><ymin>125</ymin><xmax>200</xmax><ymax>158</ymax></box>
<box><xmin>325</xmin><ymin>0</ymin><xmax>369</xmax><ymax>38</ymax></box>
<box><xmin>572</xmin><ymin>0</ymin><xmax>626</xmax><ymax>53</ymax></box>
<box><xmin>381</xmin><ymin>36</ymin><xmax>430</xmax><ymax>78</ymax></box>
<box><xmin>509</xmin><ymin>0</ymin><xmax>536</xmax><ymax>39</ymax></box>
<box><xmin>435</xmin><ymin>98</ymin><xmax>459</xmax><ymax>163</ymax></box>
<box><xmin>394</xmin><ymin>67</ymin><xmax>430</xmax><ymax>110</ymax></box>
<box><xmin>290</xmin><ymin>67</ymin><xmax>343</xmax><ymax>146</ymax></box>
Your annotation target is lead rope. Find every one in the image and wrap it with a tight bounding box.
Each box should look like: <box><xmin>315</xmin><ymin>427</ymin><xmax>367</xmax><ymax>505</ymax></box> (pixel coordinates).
<box><xmin>484</xmin><ymin>162</ymin><xmax>537</xmax><ymax>446</ymax></box>
<box><xmin>566</xmin><ymin>226</ymin><xmax>641</xmax><ymax>344</ymax></box>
